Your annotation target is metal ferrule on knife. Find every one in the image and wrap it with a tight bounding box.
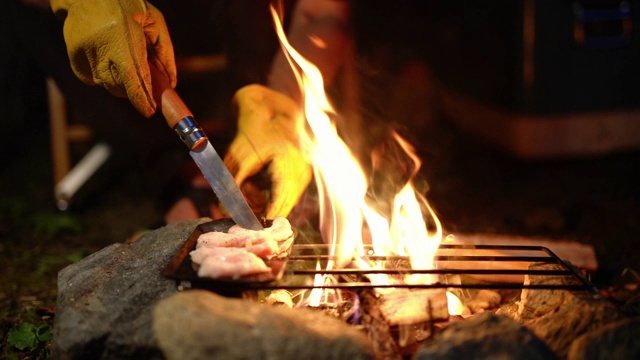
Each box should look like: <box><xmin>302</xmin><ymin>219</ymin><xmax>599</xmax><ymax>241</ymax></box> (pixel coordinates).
<box><xmin>174</xmin><ymin>116</ymin><xmax>207</xmax><ymax>151</ymax></box>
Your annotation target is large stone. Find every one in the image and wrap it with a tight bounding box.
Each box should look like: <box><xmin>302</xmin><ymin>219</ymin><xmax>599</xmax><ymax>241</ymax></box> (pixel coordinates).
<box><xmin>414</xmin><ymin>312</ymin><xmax>557</xmax><ymax>360</ymax></box>
<box><xmin>153</xmin><ymin>290</ymin><xmax>375</xmax><ymax>360</ymax></box>
<box><xmin>516</xmin><ymin>263</ymin><xmax>623</xmax><ymax>358</ymax></box>
<box><xmin>567</xmin><ymin>316</ymin><xmax>640</xmax><ymax>360</ymax></box>
<box><xmin>51</xmin><ymin>219</ymin><xmax>208</xmax><ymax>359</ymax></box>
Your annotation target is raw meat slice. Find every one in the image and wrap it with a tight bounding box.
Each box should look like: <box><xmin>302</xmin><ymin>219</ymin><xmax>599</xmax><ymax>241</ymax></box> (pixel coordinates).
<box><xmin>190</xmin><ymin>246</ymin><xmax>270</xmax><ymax>279</ymax></box>
<box><xmin>197</xmin><ymin>231</ymin><xmax>251</xmax><ymax>248</ymax></box>
<box><xmin>196</xmin><ymin>216</ymin><xmax>293</xmax><ymax>258</ymax></box>
<box><xmin>228</xmin><ymin>216</ymin><xmax>293</xmax><ymax>245</ymax></box>
<box><xmin>190</xmin><ymin>217</ymin><xmax>294</xmax><ymax>279</ymax></box>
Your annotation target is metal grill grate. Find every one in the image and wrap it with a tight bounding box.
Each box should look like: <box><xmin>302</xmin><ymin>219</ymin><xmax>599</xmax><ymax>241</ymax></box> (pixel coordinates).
<box><xmin>232</xmin><ymin>243</ymin><xmax>599</xmax><ymax>293</ymax></box>
<box><xmin>163</xmin><ymin>220</ymin><xmax>599</xmax><ymax>295</ymax></box>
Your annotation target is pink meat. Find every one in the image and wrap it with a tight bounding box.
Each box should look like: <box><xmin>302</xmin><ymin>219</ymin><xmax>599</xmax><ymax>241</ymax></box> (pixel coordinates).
<box><xmin>190</xmin><ymin>247</ymin><xmax>270</xmax><ymax>279</ymax></box>
<box><xmin>196</xmin><ymin>216</ymin><xmax>293</xmax><ymax>258</ymax></box>
<box><xmin>246</xmin><ymin>239</ymin><xmax>279</xmax><ymax>258</ymax></box>
<box><xmin>190</xmin><ymin>217</ymin><xmax>294</xmax><ymax>279</ymax></box>
<box><xmin>197</xmin><ymin>231</ymin><xmax>251</xmax><ymax>248</ymax></box>
<box><xmin>228</xmin><ymin>216</ymin><xmax>293</xmax><ymax>244</ymax></box>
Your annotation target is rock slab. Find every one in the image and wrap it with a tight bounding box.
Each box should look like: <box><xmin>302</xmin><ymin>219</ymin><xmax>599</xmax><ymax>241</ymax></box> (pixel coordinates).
<box><xmin>516</xmin><ymin>263</ymin><xmax>623</xmax><ymax>358</ymax></box>
<box><xmin>567</xmin><ymin>316</ymin><xmax>640</xmax><ymax>360</ymax></box>
<box><xmin>414</xmin><ymin>312</ymin><xmax>557</xmax><ymax>360</ymax></box>
<box><xmin>51</xmin><ymin>219</ymin><xmax>207</xmax><ymax>359</ymax></box>
<box><xmin>153</xmin><ymin>290</ymin><xmax>374</xmax><ymax>360</ymax></box>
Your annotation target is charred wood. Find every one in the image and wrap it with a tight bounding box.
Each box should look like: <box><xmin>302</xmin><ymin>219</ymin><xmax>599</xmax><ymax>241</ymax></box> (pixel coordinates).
<box><xmin>360</xmin><ymin>289</ymin><xmax>402</xmax><ymax>360</ymax></box>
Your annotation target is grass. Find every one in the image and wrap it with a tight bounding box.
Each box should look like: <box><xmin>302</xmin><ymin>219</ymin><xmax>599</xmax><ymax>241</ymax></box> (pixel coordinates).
<box><xmin>0</xmin><ymin>155</ymin><xmax>81</xmax><ymax>359</ymax></box>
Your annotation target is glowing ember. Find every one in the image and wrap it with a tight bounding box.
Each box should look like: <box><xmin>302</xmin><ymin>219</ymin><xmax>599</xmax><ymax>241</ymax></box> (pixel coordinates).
<box><xmin>270</xmin><ymin>4</ymin><xmax>443</xmax><ymax>297</ymax></box>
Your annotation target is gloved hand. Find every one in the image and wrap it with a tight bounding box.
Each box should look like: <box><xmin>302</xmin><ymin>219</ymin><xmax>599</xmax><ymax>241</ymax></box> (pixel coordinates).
<box><xmin>224</xmin><ymin>84</ymin><xmax>312</xmax><ymax>219</ymax></box>
<box><xmin>51</xmin><ymin>0</ymin><xmax>176</xmax><ymax>117</ymax></box>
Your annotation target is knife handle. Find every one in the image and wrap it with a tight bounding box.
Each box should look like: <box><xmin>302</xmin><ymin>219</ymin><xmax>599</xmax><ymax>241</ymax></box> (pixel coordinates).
<box><xmin>149</xmin><ymin>62</ymin><xmax>193</xmax><ymax>129</ymax></box>
<box><xmin>149</xmin><ymin>62</ymin><xmax>207</xmax><ymax>151</ymax></box>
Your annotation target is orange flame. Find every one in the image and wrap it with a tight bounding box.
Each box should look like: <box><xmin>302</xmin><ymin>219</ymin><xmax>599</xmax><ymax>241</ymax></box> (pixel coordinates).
<box><xmin>446</xmin><ymin>292</ymin><xmax>467</xmax><ymax>316</ymax></box>
<box><xmin>270</xmin><ymin>5</ymin><xmax>442</xmax><ymax>288</ymax></box>
<box><xmin>306</xmin><ymin>261</ymin><xmax>326</xmax><ymax>307</ymax></box>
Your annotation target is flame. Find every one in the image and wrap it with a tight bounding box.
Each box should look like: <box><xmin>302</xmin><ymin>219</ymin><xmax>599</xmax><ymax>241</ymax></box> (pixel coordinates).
<box><xmin>446</xmin><ymin>291</ymin><xmax>467</xmax><ymax>316</ymax></box>
<box><xmin>270</xmin><ymin>5</ymin><xmax>443</xmax><ymax>290</ymax></box>
<box><xmin>308</xmin><ymin>35</ymin><xmax>328</xmax><ymax>49</ymax></box>
<box><xmin>306</xmin><ymin>262</ymin><xmax>326</xmax><ymax>307</ymax></box>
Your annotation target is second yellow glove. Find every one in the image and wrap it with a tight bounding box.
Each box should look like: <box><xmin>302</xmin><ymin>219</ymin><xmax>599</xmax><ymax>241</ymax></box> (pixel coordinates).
<box><xmin>224</xmin><ymin>84</ymin><xmax>313</xmax><ymax>219</ymax></box>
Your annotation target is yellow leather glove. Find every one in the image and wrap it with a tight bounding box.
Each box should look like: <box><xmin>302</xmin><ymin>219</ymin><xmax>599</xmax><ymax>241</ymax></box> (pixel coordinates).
<box><xmin>51</xmin><ymin>0</ymin><xmax>176</xmax><ymax>117</ymax></box>
<box><xmin>224</xmin><ymin>84</ymin><xmax>313</xmax><ymax>219</ymax></box>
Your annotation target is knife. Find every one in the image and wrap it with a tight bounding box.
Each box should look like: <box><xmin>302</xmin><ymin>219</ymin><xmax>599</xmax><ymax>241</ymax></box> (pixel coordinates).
<box><xmin>150</xmin><ymin>63</ymin><xmax>263</xmax><ymax>230</ymax></box>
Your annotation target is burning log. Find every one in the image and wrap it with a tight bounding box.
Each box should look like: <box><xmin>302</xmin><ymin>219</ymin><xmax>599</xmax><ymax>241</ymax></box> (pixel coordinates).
<box><xmin>360</xmin><ymin>289</ymin><xmax>402</xmax><ymax>360</ymax></box>
<box><xmin>360</xmin><ymin>288</ymin><xmax>450</xmax><ymax>359</ymax></box>
<box><xmin>377</xmin><ymin>289</ymin><xmax>449</xmax><ymax>326</ymax></box>
<box><xmin>464</xmin><ymin>289</ymin><xmax>502</xmax><ymax>313</ymax></box>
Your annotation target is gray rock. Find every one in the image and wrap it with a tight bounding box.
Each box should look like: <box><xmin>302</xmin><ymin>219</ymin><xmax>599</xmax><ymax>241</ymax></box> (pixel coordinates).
<box><xmin>568</xmin><ymin>316</ymin><xmax>640</xmax><ymax>360</ymax></box>
<box><xmin>516</xmin><ymin>263</ymin><xmax>623</xmax><ymax>358</ymax></box>
<box><xmin>51</xmin><ymin>219</ymin><xmax>208</xmax><ymax>359</ymax></box>
<box><xmin>153</xmin><ymin>290</ymin><xmax>375</xmax><ymax>360</ymax></box>
<box><xmin>414</xmin><ymin>312</ymin><xmax>557</xmax><ymax>360</ymax></box>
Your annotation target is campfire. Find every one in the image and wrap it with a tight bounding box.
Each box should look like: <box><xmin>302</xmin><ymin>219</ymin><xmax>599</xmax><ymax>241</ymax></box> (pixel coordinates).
<box><xmin>268</xmin><ymin>0</ymin><xmax>445</xmax><ymax>308</ymax></box>
<box><xmin>163</xmin><ymin>4</ymin><xmax>601</xmax><ymax>357</ymax></box>
<box><xmin>51</xmin><ymin>3</ymin><xmax>635</xmax><ymax>360</ymax></box>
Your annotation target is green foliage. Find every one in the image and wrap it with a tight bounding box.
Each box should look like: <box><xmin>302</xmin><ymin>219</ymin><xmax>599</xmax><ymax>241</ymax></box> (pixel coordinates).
<box><xmin>31</xmin><ymin>211</ymin><xmax>82</xmax><ymax>238</ymax></box>
<box><xmin>65</xmin><ymin>251</ymin><xmax>85</xmax><ymax>263</ymax></box>
<box><xmin>7</xmin><ymin>322</ymin><xmax>52</xmax><ymax>357</ymax></box>
<box><xmin>0</xmin><ymin>195</ymin><xmax>29</xmax><ymax>222</ymax></box>
<box><xmin>34</xmin><ymin>251</ymin><xmax>86</xmax><ymax>277</ymax></box>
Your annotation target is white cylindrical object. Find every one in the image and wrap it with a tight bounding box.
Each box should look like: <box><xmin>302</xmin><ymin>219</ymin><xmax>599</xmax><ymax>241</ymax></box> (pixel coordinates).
<box><xmin>54</xmin><ymin>142</ymin><xmax>111</xmax><ymax>210</ymax></box>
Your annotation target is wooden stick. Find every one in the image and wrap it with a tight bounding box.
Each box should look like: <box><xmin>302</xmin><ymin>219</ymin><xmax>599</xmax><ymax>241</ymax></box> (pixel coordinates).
<box><xmin>360</xmin><ymin>289</ymin><xmax>402</xmax><ymax>360</ymax></box>
<box><xmin>149</xmin><ymin>62</ymin><xmax>193</xmax><ymax>129</ymax></box>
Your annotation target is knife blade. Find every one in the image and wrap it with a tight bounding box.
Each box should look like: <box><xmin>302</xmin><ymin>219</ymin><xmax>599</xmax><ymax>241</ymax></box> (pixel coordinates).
<box><xmin>190</xmin><ymin>140</ymin><xmax>263</xmax><ymax>230</ymax></box>
<box><xmin>150</xmin><ymin>63</ymin><xmax>263</xmax><ymax>230</ymax></box>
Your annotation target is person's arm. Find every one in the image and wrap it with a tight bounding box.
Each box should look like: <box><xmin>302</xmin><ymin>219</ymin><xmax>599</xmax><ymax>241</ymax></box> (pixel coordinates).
<box><xmin>268</xmin><ymin>0</ymin><xmax>351</xmax><ymax>103</ymax></box>
<box><xmin>50</xmin><ymin>0</ymin><xmax>176</xmax><ymax>117</ymax></box>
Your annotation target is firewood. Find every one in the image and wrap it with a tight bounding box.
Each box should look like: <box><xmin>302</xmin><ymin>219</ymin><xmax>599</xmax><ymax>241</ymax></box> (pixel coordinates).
<box><xmin>378</xmin><ymin>288</ymin><xmax>449</xmax><ymax>326</ymax></box>
<box><xmin>360</xmin><ymin>289</ymin><xmax>402</xmax><ymax>360</ymax></box>
<box><xmin>465</xmin><ymin>289</ymin><xmax>502</xmax><ymax>313</ymax></box>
